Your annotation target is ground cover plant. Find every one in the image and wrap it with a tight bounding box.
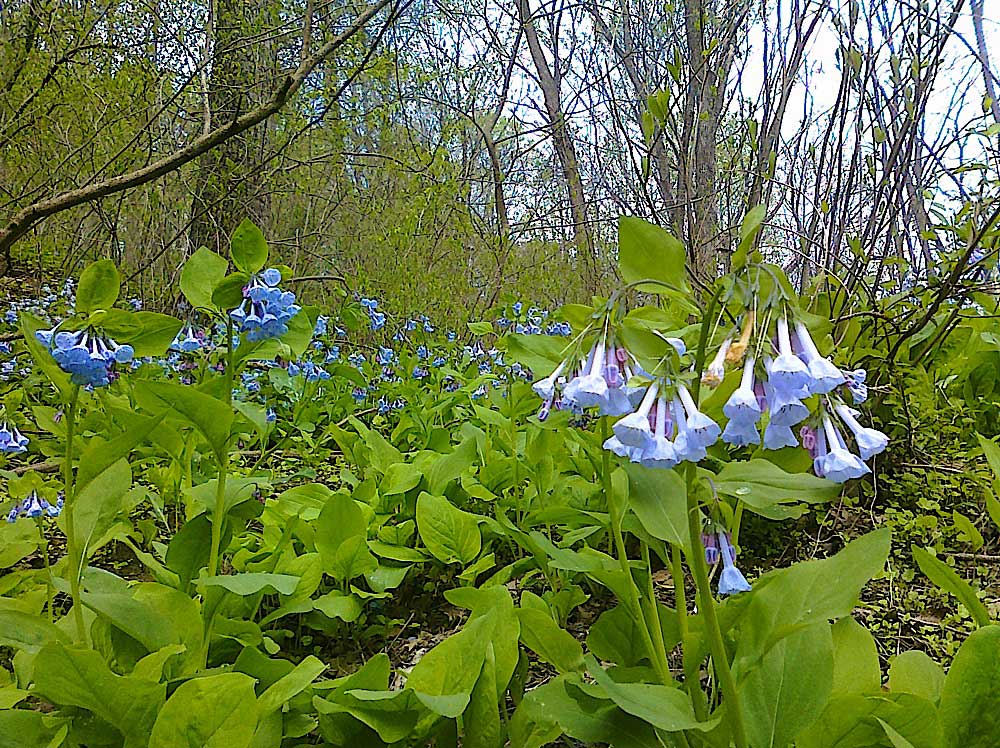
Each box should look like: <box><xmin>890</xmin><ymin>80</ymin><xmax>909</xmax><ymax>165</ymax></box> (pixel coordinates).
<box><xmin>0</xmin><ymin>215</ymin><xmax>997</xmax><ymax>748</ymax></box>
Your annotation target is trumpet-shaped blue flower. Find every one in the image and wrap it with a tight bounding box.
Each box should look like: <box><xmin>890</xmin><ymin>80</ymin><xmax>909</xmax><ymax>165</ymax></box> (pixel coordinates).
<box><xmin>678</xmin><ymin>385</ymin><xmax>721</xmax><ymax>448</ymax></box>
<box><xmin>763</xmin><ymin>422</ymin><xmax>798</xmax><ymax>450</ymax></box>
<box><xmin>845</xmin><ymin>369</ymin><xmax>868</xmax><ymax>403</ymax></box>
<box><xmin>794</xmin><ymin>321</ymin><xmax>846</xmax><ymax>394</ymax></box>
<box><xmin>769</xmin><ymin>317</ymin><xmax>811</xmax><ymax>392</ymax></box>
<box><xmin>173</xmin><ymin>325</ymin><xmax>202</xmax><ymax>353</ymax></box>
<box><xmin>818</xmin><ymin>415</ymin><xmax>870</xmax><ymax>483</ymax></box>
<box><xmin>563</xmin><ymin>344</ymin><xmax>609</xmax><ymax>408</ymax></box>
<box><xmin>723</xmin><ymin>417</ymin><xmax>760</xmax><ymax>446</ymax></box>
<box><xmin>672</xmin><ymin>398</ymin><xmax>707</xmax><ymax>462</ymax></box>
<box><xmin>834</xmin><ymin>403</ymin><xmax>888</xmax><ymax>460</ymax></box>
<box><xmin>723</xmin><ymin>355</ymin><xmax>761</xmax><ymax>424</ymax></box>
<box><xmin>613</xmin><ymin>382</ymin><xmax>659</xmax><ymax>447</ymax></box>
<box><xmin>717</xmin><ymin>532</ymin><xmax>752</xmax><ymax>596</ymax></box>
<box><xmin>640</xmin><ymin>394</ymin><xmax>679</xmax><ymax>468</ymax></box>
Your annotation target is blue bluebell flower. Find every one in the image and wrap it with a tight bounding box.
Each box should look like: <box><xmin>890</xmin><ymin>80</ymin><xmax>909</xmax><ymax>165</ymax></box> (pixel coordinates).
<box><xmin>613</xmin><ymin>382</ymin><xmax>659</xmax><ymax>447</ymax></box>
<box><xmin>0</xmin><ymin>423</ymin><xmax>28</xmax><ymax>453</ymax></box>
<box><xmin>703</xmin><ymin>532</ymin><xmax>720</xmax><ymax>564</ymax></box>
<box><xmin>447</xmin><ymin>331</ymin><xmax>457</xmax><ymax>342</ymax></box>
<box><xmin>288</xmin><ymin>361</ymin><xmax>330</xmax><ymax>382</ymax></box>
<box><xmin>412</xmin><ymin>366</ymin><xmax>429</xmax><ymax>379</ymax></box>
<box><xmin>265</xmin><ymin>408</ymin><xmax>277</xmax><ymax>423</ymax></box>
<box><xmin>314</xmin><ymin>315</ymin><xmax>328</xmax><ymax>337</ymax></box>
<box><xmin>563</xmin><ymin>344</ymin><xmax>609</xmax><ymax>408</ymax></box>
<box><xmin>717</xmin><ymin>532</ymin><xmax>752</xmax><ymax>595</ymax></box>
<box><xmin>512</xmin><ymin>301</ymin><xmax>523</xmax><ymax>315</ymax></box>
<box><xmin>817</xmin><ymin>415</ymin><xmax>870</xmax><ymax>482</ymax></box>
<box><xmin>370</xmin><ymin>311</ymin><xmax>386</xmax><ymax>331</ymax></box>
<box><xmin>844</xmin><ymin>369</ymin><xmax>868</xmax><ymax>403</ymax></box>
<box><xmin>6</xmin><ymin>491</ymin><xmax>63</xmax><ymax>523</ymax></box>
<box><xmin>404</xmin><ymin>319</ymin><xmax>417</xmax><ymax>332</ymax></box>
<box><xmin>640</xmin><ymin>394</ymin><xmax>679</xmax><ymax>468</ymax></box>
<box><xmin>702</xmin><ymin>337</ymin><xmax>733</xmax><ymax>387</ymax></box>
<box><xmin>377</xmin><ymin>347</ymin><xmax>396</xmax><ymax>366</ymax></box>
<box><xmin>677</xmin><ymin>385</ymin><xmax>721</xmax><ymax>448</ymax></box>
<box><xmin>0</xmin><ymin>342</ymin><xmax>12</xmax><ymax>355</ymax></box>
<box><xmin>173</xmin><ymin>325</ymin><xmax>202</xmax><ymax>353</ymax></box>
<box><xmin>231</xmin><ymin>269</ymin><xmax>300</xmax><ymax>342</ymax></box>
<box><xmin>360</xmin><ymin>297</ymin><xmax>378</xmax><ymax>312</ymax></box>
<box><xmin>793</xmin><ymin>321</ymin><xmax>846</xmax><ymax>394</ymax></box>
<box><xmin>432</xmin><ymin>356</ymin><xmax>446</xmax><ymax>367</ymax></box>
<box><xmin>769</xmin><ymin>317</ymin><xmax>811</xmax><ymax>392</ymax></box>
<box><xmin>351</xmin><ymin>387</ymin><xmax>367</xmax><ymax>401</ymax></box>
<box><xmin>672</xmin><ymin>397</ymin><xmax>708</xmax><ymax>462</ymax></box>
<box><xmin>723</xmin><ymin>417</ymin><xmax>761</xmax><ymax>447</ymax></box>
<box><xmin>723</xmin><ymin>355</ymin><xmax>761</xmax><ymax>426</ymax></box>
<box><xmin>763</xmin><ymin>422</ymin><xmax>798</xmax><ymax>450</ymax></box>
<box><xmin>324</xmin><ymin>346</ymin><xmax>341</xmax><ymax>363</ymax></box>
<box><xmin>348</xmin><ymin>352</ymin><xmax>366</xmax><ymax>369</ymax></box>
<box><xmin>417</xmin><ymin>345</ymin><xmax>429</xmax><ymax>360</ymax></box>
<box><xmin>36</xmin><ymin>328</ymin><xmax>134</xmax><ymax>387</ymax></box>
<box><xmin>834</xmin><ymin>402</ymin><xmax>887</xmax><ymax>460</ymax></box>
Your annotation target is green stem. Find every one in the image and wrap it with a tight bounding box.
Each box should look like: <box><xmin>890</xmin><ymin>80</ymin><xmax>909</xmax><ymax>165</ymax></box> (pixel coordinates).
<box><xmin>683</xmin><ymin>283</ymin><xmax>748</xmax><ymax>745</ymax></box>
<box><xmin>685</xmin><ymin>464</ymin><xmax>746</xmax><ymax>746</ymax></box>
<box><xmin>673</xmin><ymin>544</ymin><xmax>708</xmax><ymax>720</ymax></box>
<box><xmin>600</xmin><ymin>418</ymin><xmax>668</xmax><ymax>685</ymax></box>
<box><xmin>60</xmin><ymin>386</ymin><xmax>88</xmax><ymax>644</ymax></box>
<box><xmin>36</xmin><ymin>517</ymin><xmax>54</xmax><ymax>623</ymax></box>
<box><xmin>207</xmin><ymin>318</ymin><xmax>236</xmax><ymax>578</ymax></box>
<box><xmin>640</xmin><ymin>542</ymin><xmax>673</xmax><ymax>684</ymax></box>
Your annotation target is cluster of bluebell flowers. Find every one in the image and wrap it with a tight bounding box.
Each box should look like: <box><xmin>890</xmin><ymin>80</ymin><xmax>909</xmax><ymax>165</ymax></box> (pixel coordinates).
<box><xmin>36</xmin><ymin>328</ymin><xmax>134</xmax><ymax>387</ymax></box>
<box><xmin>0</xmin><ymin>422</ymin><xmax>28</xmax><ymax>453</ymax></box>
<box><xmin>703</xmin><ymin>528</ymin><xmax>752</xmax><ymax>596</ymax></box>
<box><xmin>6</xmin><ymin>491</ymin><xmax>63</xmax><ymax>523</ymax></box>
<box><xmin>705</xmin><ymin>309</ymin><xmax>887</xmax><ymax>482</ymax></box>
<box><xmin>231</xmin><ymin>268</ymin><xmax>300</xmax><ymax>341</ymax></box>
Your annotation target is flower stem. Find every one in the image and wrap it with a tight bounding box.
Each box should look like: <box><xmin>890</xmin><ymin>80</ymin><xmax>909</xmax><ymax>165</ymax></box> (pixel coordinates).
<box><xmin>600</xmin><ymin>417</ymin><xmax>669</xmax><ymax>686</ymax></box>
<box><xmin>36</xmin><ymin>516</ymin><xmax>54</xmax><ymax>623</ymax></box>
<box><xmin>685</xmin><ymin>282</ymin><xmax>748</xmax><ymax>746</ymax></box>
<box><xmin>60</xmin><ymin>385</ymin><xmax>88</xmax><ymax>644</ymax></box>
<box><xmin>207</xmin><ymin>317</ymin><xmax>236</xmax><ymax>578</ymax></box>
<box><xmin>673</xmin><ymin>543</ymin><xmax>708</xmax><ymax>720</ymax></box>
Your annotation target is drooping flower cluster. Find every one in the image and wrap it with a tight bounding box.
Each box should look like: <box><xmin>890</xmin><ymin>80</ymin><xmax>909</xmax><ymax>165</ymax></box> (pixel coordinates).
<box><xmin>36</xmin><ymin>328</ymin><xmax>134</xmax><ymax>387</ymax></box>
<box><xmin>231</xmin><ymin>268</ymin><xmax>300</xmax><ymax>342</ymax></box>
<box><xmin>705</xmin><ymin>310</ymin><xmax>887</xmax><ymax>482</ymax></box>
<box><xmin>287</xmin><ymin>360</ymin><xmax>330</xmax><ymax>382</ymax></box>
<box><xmin>0</xmin><ymin>422</ymin><xmax>28</xmax><ymax>453</ymax></box>
<box><xmin>6</xmin><ymin>491</ymin><xmax>63</xmax><ymax>523</ymax></box>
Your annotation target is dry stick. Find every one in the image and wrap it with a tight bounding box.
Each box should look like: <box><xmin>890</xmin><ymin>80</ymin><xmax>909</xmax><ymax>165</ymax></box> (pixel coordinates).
<box><xmin>0</xmin><ymin>0</ymin><xmax>397</xmax><ymax>258</ymax></box>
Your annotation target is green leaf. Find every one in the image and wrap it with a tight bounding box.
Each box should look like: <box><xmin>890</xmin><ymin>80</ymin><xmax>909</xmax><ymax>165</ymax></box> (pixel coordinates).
<box><xmin>76</xmin><ymin>259</ymin><xmax>121</xmax><ymax>314</ymax></box>
<box><xmin>381</xmin><ymin>463</ymin><xmax>423</xmax><ymax>495</ymax></box>
<box><xmin>149</xmin><ymin>672</ymin><xmax>258</xmax><ymax>748</ymax></box>
<box><xmin>33</xmin><ymin>642</ymin><xmax>165</xmax><ymax>748</ymax></box>
<box><xmin>888</xmin><ymin>650</ymin><xmax>944</xmax><ymax>702</ymax></box>
<box><xmin>428</xmin><ymin>436</ymin><xmax>478</xmax><ymax>494</ymax></box>
<box><xmin>797</xmin><ymin>692</ymin><xmax>941</xmax><ymax>748</ymax></box>
<box><xmin>714</xmin><ymin>459</ymin><xmax>842</xmax><ymax>513</ymax></box>
<box><xmin>912</xmin><ymin>546</ymin><xmax>991</xmax><ymax>627</ymax></box>
<box><xmin>202</xmin><ymin>573</ymin><xmax>300</xmax><ymax>596</ymax></box>
<box><xmin>116</xmin><ymin>312</ymin><xmax>184</xmax><ymax>357</ymax></box>
<box><xmin>212</xmin><ymin>272</ymin><xmax>250</xmax><ymax>310</ymax></box>
<box><xmin>624</xmin><ymin>462</ymin><xmax>689</xmax><ymax>549</ymax></box>
<box><xmin>516</xmin><ymin>608</ymin><xmax>584</xmax><ymax>674</ymax></box>
<box><xmin>976</xmin><ymin>432</ymin><xmax>1000</xmax><ymax>478</ymax></box>
<box><xmin>467</xmin><ymin>321</ymin><xmax>494</xmax><ymax>336</ymax></box>
<box><xmin>940</xmin><ymin>625</ymin><xmax>1000</xmax><ymax>747</ymax></box>
<box><xmin>315</xmin><ymin>493</ymin><xmax>367</xmax><ymax>572</ymax></box>
<box><xmin>831</xmin><ymin>617</ymin><xmax>881</xmax><ymax>695</ymax></box>
<box><xmin>739</xmin><ymin>622</ymin><xmax>834</xmax><ymax>748</ymax></box>
<box><xmin>258</xmin><ymin>656</ymin><xmax>326</xmax><ymax>715</ymax></box>
<box><xmin>0</xmin><ymin>710</ymin><xmax>68</xmax><ymax>748</ymax></box>
<box><xmin>69</xmin><ymin>458</ymin><xmax>132</xmax><ymax>567</ymax></box>
<box><xmin>313</xmin><ymin>591</ymin><xmax>362</xmax><ymax>622</ymax></box>
<box><xmin>504</xmin><ymin>333</ymin><xmax>569</xmax><ymax>375</ymax></box>
<box><xmin>329</xmin><ymin>535</ymin><xmax>378</xmax><ymax>581</ymax></box>
<box><xmin>76</xmin><ymin>413</ymin><xmax>164</xmax><ymax>494</ymax></box>
<box><xmin>181</xmin><ymin>247</ymin><xmax>229</xmax><ymax>310</ymax></box>
<box><xmin>732</xmin><ymin>204</ymin><xmax>767</xmax><ymax>270</ymax></box>
<box><xmin>952</xmin><ymin>511</ymin><xmax>985</xmax><ymax>550</ymax></box>
<box><xmin>416</xmin><ymin>492</ymin><xmax>482</xmax><ymax>565</ymax></box>
<box><xmin>584</xmin><ymin>654</ymin><xmax>715</xmax><ymax>732</ymax></box>
<box><xmin>736</xmin><ymin>530</ymin><xmax>891</xmax><ymax>661</ymax></box>
<box><xmin>135</xmin><ymin>381</ymin><xmax>234</xmax><ymax>463</ymax></box>
<box><xmin>0</xmin><ymin>607</ymin><xmax>69</xmax><ymax>654</ymax></box>
<box><xmin>617</xmin><ymin>216</ymin><xmax>688</xmax><ymax>293</ymax></box>
<box><xmin>464</xmin><ymin>643</ymin><xmax>502</xmax><ymax>748</ymax></box>
<box><xmin>230</xmin><ymin>218</ymin><xmax>268</xmax><ymax>274</ymax></box>
<box><xmin>408</xmin><ymin>613</ymin><xmax>492</xmax><ymax>717</ymax></box>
